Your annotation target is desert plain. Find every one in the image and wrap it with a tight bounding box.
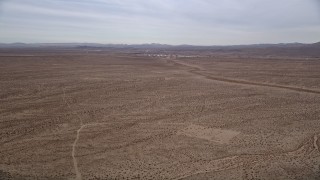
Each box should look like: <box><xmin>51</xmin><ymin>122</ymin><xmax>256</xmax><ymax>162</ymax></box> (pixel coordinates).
<box><xmin>1</xmin><ymin>47</ymin><xmax>320</xmax><ymax>179</ymax></box>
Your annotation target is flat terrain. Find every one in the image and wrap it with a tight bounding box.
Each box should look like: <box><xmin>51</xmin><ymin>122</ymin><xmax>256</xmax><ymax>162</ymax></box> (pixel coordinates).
<box><xmin>1</xmin><ymin>50</ymin><xmax>320</xmax><ymax>179</ymax></box>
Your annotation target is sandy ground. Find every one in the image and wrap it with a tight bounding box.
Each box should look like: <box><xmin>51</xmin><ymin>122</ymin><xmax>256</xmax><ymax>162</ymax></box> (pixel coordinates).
<box><xmin>0</xmin><ymin>51</ymin><xmax>320</xmax><ymax>179</ymax></box>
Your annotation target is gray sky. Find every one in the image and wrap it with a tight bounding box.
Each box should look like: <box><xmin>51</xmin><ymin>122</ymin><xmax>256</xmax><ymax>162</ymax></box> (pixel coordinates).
<box><xmin>0</xmin><ymin>0</ymin><xmax>319</xmax><ymax>45</ymax></box>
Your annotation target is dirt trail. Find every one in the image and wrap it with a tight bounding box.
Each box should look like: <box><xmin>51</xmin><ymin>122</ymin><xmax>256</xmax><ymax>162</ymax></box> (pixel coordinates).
<box><xmin>70</xmin><ymin>123</ymin><xmax>115</xmax><ymax>180</ymax></box>
<box><xmin>63</xmin><ymin>89</ymin><xmax>136</xmax><ymax>180</ymax></box>
<box><xmin>63</xmin><ymin>89</ymin><xmax>83</xmax><ymax>180</ymax></box>
<box><xmin>72</xmin><ymin>126</ymin><xmax>84</xmax><ymax>180</ymax></box>
<box><xmin>314</xmin><ymin>135</ymin><xmax>319</xmax><ymax>153</ymax></box>
<box><xmin>169</xmin><ymin>59</ymin><xmax>320</xmax><ymax>95</ymax></box>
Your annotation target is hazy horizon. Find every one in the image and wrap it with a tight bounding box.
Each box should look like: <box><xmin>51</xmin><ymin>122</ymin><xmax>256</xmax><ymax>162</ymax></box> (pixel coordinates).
<box><xmin>0</xmin><ymin>0</ymin><xmax>320</xmax><ymax>45</ymax></box>
<box><xmin>1</xmin><ymin>41</ymin><xmax>320</xmax><ymax>47</ymax></box>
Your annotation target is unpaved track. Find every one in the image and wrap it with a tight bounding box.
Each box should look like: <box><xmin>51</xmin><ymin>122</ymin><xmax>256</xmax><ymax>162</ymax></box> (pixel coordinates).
<box><xmin>63</xmin><ymin>89</ymin><xmax>83</xmax><ymax>180</ymax></box>
<box><xmin>72</xmin><ymin>126</ymin><xmax>84</xmax><ymax>180</ymax></box>
<box><xmin>63</xmin><ymin>89</ymin><xmax>133</xmax><ymax>180</ymax></box>
<box><xmin>71</xmin><ymin>123</ymin><xmax>114</xmax><ymax>180</ymax></box>
<box><xmin>170</xmin><ymin>59</ymin><xmax>320</xmax><ymax>95</ymax></box>
<box><xmin>314</xmin><ymin>135</ymin><xmax>319</xmax><ymax>153</ymax></box>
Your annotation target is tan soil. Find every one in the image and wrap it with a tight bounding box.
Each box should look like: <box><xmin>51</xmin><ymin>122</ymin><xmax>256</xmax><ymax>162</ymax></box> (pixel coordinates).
<box><xmin>0</xmin><ymin>50</ymin><xmax>320</xmax><ymax>179</ymax></box>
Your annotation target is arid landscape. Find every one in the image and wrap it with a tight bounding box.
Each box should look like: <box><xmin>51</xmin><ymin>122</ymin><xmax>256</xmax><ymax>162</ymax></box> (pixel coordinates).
<box><xmin>1</xmin><ymin>45</ymin><xmax>320</xmax><ymax>179</ymax></box>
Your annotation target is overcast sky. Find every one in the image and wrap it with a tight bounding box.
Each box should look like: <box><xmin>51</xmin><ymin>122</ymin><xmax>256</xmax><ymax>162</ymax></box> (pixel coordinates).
<box><xmin>0</xmin><ymin>0</ymin><xmax>319</xmax><ymax>45</ymax></box>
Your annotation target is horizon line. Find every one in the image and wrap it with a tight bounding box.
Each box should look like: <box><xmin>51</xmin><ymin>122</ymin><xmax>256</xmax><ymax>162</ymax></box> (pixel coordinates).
<box><xmin>1</xmin><ymin>41</ymin><xmax>319</xmax><ymax>47</ymax></box>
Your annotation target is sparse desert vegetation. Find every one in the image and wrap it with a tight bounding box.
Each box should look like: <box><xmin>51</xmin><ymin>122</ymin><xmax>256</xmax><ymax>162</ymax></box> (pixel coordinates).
<box><xmin>1</xmin><ymin>47</ymin><xmax>320</xmax><ymax>179</ymax></box>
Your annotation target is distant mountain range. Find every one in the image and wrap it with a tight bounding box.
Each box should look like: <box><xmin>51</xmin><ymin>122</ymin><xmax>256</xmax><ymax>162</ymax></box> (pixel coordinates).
<box><xmin>1</xmin><ymin>42</ymin><xmax>319</xmax><ymax>57</ymax></box>
<box><xmin>0</xmin><ymin>42</ymin><xmax>319</xmax><ymax>49</ymax></box>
